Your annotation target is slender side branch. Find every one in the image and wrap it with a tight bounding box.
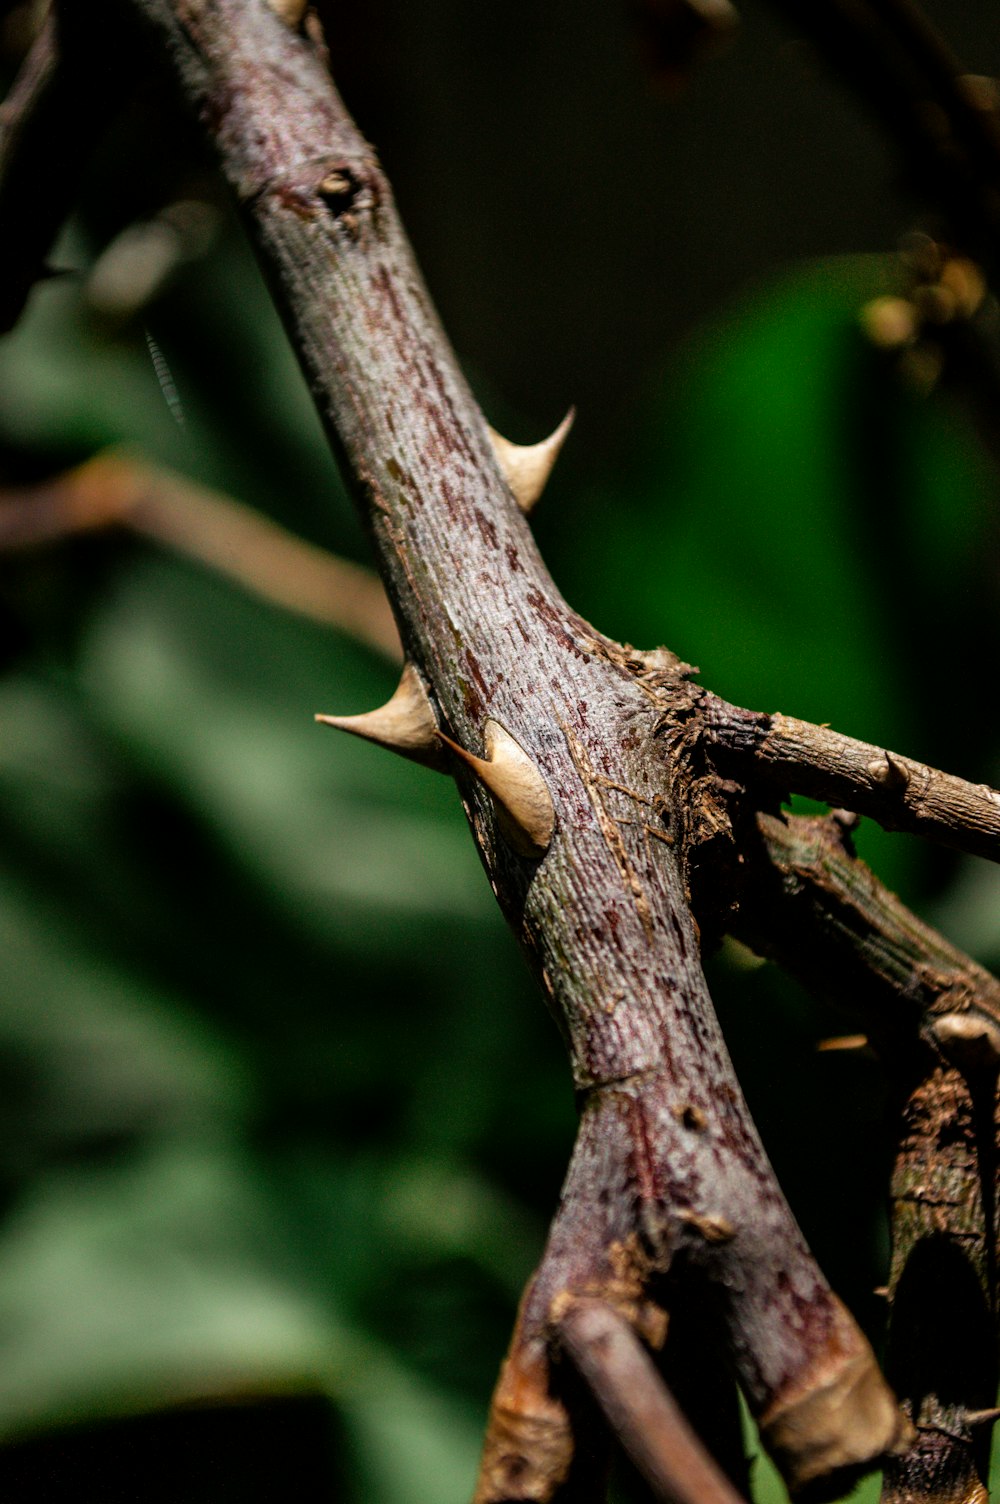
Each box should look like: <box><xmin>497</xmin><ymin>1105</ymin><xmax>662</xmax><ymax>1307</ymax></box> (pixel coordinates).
<box><xmin>0</xmin><ymin>9</ymin><xmax>58</xmax><ymax>332</ymax></box>
<box><xmin>733</xmin><ymin>811</ymin><xmax>1000</xmax><ymax>1504</ymax></box>
<box><xmin>704</xmin><ymin>697</ymin><xmax>1000</xmax><ymax>864</ymax></box>
<box><xmin>556</xmin><ymin>1297</ymin><xmax>748</xmax><ymax>1504</ymax></box>
<box><xmin>0</xmin><ymin>451</ymin><xmax>401</xmax><ymax>657</ymax></box>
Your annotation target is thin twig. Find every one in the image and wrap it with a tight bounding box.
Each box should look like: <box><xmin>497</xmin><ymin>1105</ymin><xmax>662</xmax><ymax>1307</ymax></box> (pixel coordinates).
<box><xmin>704</xmin><ymin>697</ymin><xmax>1000</xmax><ymax>864</ymax></box>
<box><xmin>734</xmin><ymin>810</ymin><xmax>1000</xmax><ymax>1056</ymax></box>
<box><xmin>556</xmin><ymin>1298</ymin><xmax>749</xmax><ymax>1504</ymax></box>
<box><xmin>0</xmin><ymin>7</ymin><xmax>58</xmax><ymax>332</ymax></box>
<box><xmin>0</xmin><ymin>451</ymin><xmax>401</xmax><ymax>658</ymax></box>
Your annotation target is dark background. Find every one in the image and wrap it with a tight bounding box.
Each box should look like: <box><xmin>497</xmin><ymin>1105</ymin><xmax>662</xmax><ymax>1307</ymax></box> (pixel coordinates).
<box><xmin>1</xmin><ymin>1</ymin><xmax>999</xmax><ymax>1498</ymax></box>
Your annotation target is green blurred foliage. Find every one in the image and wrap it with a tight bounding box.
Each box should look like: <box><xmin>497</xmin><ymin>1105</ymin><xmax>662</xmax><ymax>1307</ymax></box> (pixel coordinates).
<box><xmin>3</xmin><ymin>6</ymin><xmax>1000</xmax><ymax>1501</ymax></box>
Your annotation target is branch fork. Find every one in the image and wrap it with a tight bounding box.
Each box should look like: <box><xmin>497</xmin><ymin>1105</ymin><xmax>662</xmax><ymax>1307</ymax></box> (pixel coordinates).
<box><xmin>5</xmin><ymin>4</ymin><xmax>1000</xmax><ymax>1502</ymax></box>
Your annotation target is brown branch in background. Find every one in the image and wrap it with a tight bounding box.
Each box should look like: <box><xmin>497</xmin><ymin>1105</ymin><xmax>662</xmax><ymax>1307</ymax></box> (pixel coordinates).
<box><xmin>0</xmin><ymin>451</ymin><xmax>401</xmax><ymax>658</ymax></box>
<box><xmin>771</xmin><ymin>0</ymin><xmax>1000</xmax><ymax>605</ymax></box>
<box><xmin>0</xmin><ymin>6</ymin><xmax>127</xmax><ymax>331</ymax></box>
<box><xmin>703</xmin><ymin>696</ymin><xmax>1000</xmax><ymax>865</ymax></box>
<box><xmin>556</xmin><ymin>1298</ymin><xmax>749</xmax><ymax>1504</ymax></box>
<box><xmin>733</xmin><ymin>810</ymin><xmax>1000</xmax><ymax>1504</ymax></box>
<box><xmin>0</xmin><ymin>8</ymin><xmax>59</xmax><ymax>327</ymax></box>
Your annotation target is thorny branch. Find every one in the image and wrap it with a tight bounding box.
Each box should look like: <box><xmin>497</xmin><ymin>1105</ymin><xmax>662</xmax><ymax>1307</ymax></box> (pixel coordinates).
<box><xmin>2</xmin><ymin>1</ymin><xmax>1000</xmax><ymax>1502</ymax></box>
<box><xmin>704</xmin><ymin>699</ymin><xmax>1000</xmax><ymax>865</ymax></box>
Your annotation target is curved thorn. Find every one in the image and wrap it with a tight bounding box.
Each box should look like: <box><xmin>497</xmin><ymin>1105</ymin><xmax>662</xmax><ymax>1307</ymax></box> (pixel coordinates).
<box><xmin>315</xmin><ymin>662</ymin><xmax>446</xmax><ymax>769</ymax></box>
<box><xmin>487</xmin><ymin>408</ymin><xmax>575</xmax><ymax>514</ymax></box>
<box><xmin>267</xmin><ymin>0</ymin><xmax>309</xmax><ymax>26</ymax></box>
<box><xmin>965</xmin><ymin>1407</ymin><xmax>1000</xmax><ymax>1428</ymax></box>
<box><xmin>930</xmin><ymin>1010</ymin><xmax>1000</xmax><ymax>1069</ymax></box>
<box><xmin>437</xmin><ymin>720</ymin><xmax>555</xmax><ymax>858</ymax></box>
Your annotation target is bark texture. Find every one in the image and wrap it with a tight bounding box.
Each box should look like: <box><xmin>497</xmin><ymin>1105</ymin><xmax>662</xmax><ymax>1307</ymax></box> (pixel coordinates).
<box><xmin>9</xmin><ymin>2</ymin><xmax>1000</xmax><ymax>1500</ymax></box>
<box><xmin>98</xmin><ymin>0</ymin><xmax>908</xmax><ymax>1495</ymax></box>
<box><xmin>735</xmin><ymin>812</ymin><xmax>1000</xmax><ymax>1504</ymax></box>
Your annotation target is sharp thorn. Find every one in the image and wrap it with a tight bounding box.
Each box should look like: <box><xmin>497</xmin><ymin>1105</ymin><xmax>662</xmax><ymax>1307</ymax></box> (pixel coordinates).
<box><xmin>437</xmin><ymin>720</ymin><xmax>555</xmax><ymax>857</ymax></box>
<box><xmin>267</xmin><ymin>0</ymin><xmax>308</xmax><ymax>27</ymax></box>
<box><xmin>931</xmin><ymin>1010</ymin><xmax>1000</xmax><ymax>1068</ymax></box>
<box><xmin>965</xmin><ymin>1408</ymin><xmax>1000</xmax><ymax>1428</ymax></box>
<box><xmin>315</xmin><ymin>662</ymin><xmax>446</xmax><ymax>769</ymax></box>
<box><xmin>487</xmin><ymin>408</ymin><xmax>574</xmax><ymax>513</ymax></box>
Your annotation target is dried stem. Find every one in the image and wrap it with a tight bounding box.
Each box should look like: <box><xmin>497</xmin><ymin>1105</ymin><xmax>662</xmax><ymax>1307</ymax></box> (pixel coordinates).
<box><xmin>733</xmin><ymin>811</ymin><xmax>1000</xmax><ymax>1504</ymax></box>
<box><xmin>556</xmin><ymin>1298</ymin><xmax>748</xmax><ymax>1504</ymax></box>
<box><xmin>704</xmin><ymin>697</ymin><xmax>1000</xmax><ymax>864</ymax></box>
<box><xmin>0</xmin><ymin>450</ymin><xmax>401</xmax><ymax>657</ymax></box>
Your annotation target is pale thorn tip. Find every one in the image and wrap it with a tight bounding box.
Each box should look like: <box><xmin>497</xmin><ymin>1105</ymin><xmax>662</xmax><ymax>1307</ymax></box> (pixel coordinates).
<box><xmin>930</xmin><ymin>1010</ymin><xmax>1000</xmax><ymax>1068</ymax></box>
<box><xmin>437</xmin><ymin>720</ymin><xmax>555</xmax><ymax>858</ymax></box>
<box><xmin>965</xmin><ymin>1408</ymin><xmax>1000</xmax><ymax>1427</ymax></box>
<box><xmin>315</xmin><ymin>662</ymin><xmax>446</xmax><ymax>770</ymax></box>
<box><xmin>487</xmin><ymin>408</ymin><xmax>574</xmax><ymax>513</ymax></box>
<box><xmin>267</xmin><ymin>0</ymin><xmax>308</xmax><ymax>27</ymax></box>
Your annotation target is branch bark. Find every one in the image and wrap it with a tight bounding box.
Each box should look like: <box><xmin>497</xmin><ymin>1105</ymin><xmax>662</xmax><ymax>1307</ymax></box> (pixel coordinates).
<box><xmin>704</xmin><ymin>698</ymin><xmax>1000</xmax><ymax>864</ymax></box>
<box><xmin>733</xmin><ymin>811</ymin><xmax>1000</xmax><ymax>1504</ymax></box>
<box><xmin>82</xmin><ymin>0</ymin><xmax>913</xmax><ymax>1495</ymax></box>
<box><xmin>28</xmin><ymin>0</ymin><xmax>1000</xmax><ymax>1496</ymax></box>
<box><xmin>556</xmin><ymin>1297</ymin><xmax>748</xmax><ymax>1504</ymax></box>
<box><xmin>0</xmin><ymin>450</ymin><xmax>401</xmax><ymax>656</ymax></box>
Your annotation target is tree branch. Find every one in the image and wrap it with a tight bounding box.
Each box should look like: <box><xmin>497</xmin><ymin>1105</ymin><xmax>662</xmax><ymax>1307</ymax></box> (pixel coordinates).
<box><xmin>704</xmin><ymin>698</ymin><xmax>1000</xmax><ymax>864</ymax></box>
<box><xmin>33</xmin><ymin>0</ymin><xmax>922</xmax><ymax>1494</ymax></box>
<box><xmin>764</xmin><ymin>0</ymin><xmax>1000</xmax><ymax>273</ymax></box>
<box><xmin>733</xmin><ymin>810</ymin><xmax>1000</xmax><ymax>1504</ymax></box>
<box><xmin>555</xmin><ymin>1297</ymin><xmax>748</xmax><ymax>1504</ymax></box>
<box><xmin>0</xmin><ymin>450</ymin><xmax>401</xmax><ymax>657</ymax></box>
<box><xmin>0</xmin><ymin>5</ymin><xmax>127</xmax><ymax>331</ymax></box>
